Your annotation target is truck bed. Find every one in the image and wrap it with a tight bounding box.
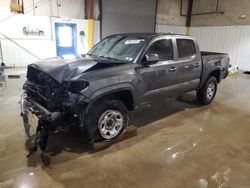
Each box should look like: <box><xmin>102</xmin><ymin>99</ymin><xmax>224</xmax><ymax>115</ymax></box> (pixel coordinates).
<box><xmin>201</xmin><ymin>51</ymin><xmax>229</xmax><ymax>65</ymax></box>
<box><xmin>201</xmin><ymin>51</ymin><xmax>228</xmax><ymax>56</ymax></box>
<box><xmin>201</xmin><ymin>51</ymin><xmax>229</xmax><ymax>66</ymax></box>
<box><xmin>200</xmin><ymin>51</ymin><xmax>229</xmax><ymax>84</ymax></box>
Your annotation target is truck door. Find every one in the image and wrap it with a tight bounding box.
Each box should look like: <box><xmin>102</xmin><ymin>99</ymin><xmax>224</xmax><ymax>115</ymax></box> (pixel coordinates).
<box><xmin>139</xmin><ymin>38</ymin><xmax>183</xmax><ymax>103</ymax></box>
<box><xmin>175</xmin><ymin>38</ymin><xmax>202</xmax><ymax>90</ymax></box>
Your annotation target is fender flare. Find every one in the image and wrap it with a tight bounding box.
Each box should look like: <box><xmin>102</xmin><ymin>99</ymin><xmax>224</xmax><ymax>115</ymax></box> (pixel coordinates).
<box><xmin>199</xmin><ymin>67</ymin><xmax>222</xmax><ymax>89</ymax></box>
<box><xmin>85</xmin><ymin>83</ymin><xmax>137</xmax><ymax>114</ymax></box>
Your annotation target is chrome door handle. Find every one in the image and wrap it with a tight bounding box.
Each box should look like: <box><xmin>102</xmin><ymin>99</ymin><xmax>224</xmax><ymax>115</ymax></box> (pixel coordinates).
<box><xmin>169</xmin><ymin>67</ymin><xmax>177</xmax><ymax>72</ymax></box>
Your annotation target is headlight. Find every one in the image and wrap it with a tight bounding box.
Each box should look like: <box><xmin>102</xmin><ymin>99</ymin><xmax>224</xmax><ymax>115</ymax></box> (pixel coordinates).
<box><xmin>67</xmin><ymin>80</ymin><xmax>89</xmax><ymax>93</ymax></box>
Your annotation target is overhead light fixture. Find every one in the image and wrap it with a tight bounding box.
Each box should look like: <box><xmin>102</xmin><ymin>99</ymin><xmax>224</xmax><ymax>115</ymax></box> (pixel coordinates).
<box><xmin>239</xmin><ymin>14</ymin><xmax>248</xmax><ymax>19</ymax></box>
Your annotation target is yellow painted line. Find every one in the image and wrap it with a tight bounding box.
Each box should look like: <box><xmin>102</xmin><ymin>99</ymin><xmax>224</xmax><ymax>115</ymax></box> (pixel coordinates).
<box><xmin>185</xmin><ymin>27</ymin><xmax>190</xmax><ymax>36</ymax></box>
<box><xmin>87</xmin><ymin>19</ymin><xmax>94</xmax><ymax>49</ymax></box>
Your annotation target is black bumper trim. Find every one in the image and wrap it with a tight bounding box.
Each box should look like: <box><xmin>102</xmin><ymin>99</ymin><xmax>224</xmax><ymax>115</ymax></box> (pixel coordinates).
<box><xmin>25</xmin><ymin>98</ymin><xmax>61</xmax><ymax>121</ymax></box>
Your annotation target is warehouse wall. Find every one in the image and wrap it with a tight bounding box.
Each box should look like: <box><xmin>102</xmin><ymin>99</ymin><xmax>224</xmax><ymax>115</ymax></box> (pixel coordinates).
<box><xmin>0</xmin><ymin>0</ymin><xmax>101</xmax><ymax>67</ymax></box>
<box><xmin>156</xmin><ymin>0</ymin><xmax>250</xmax><ymax>27</ymax></box>
<box><xmin>101</xmin><ymin>0</ymin><xmax>156</xmax><ymax>39</ymax></box>
<box><xmin>191</xmin><ymin>26</ymin><xmax>250</xmax><ymax>71</ymax></box>
<box><xmin>190</xmin><ymin>0</ymin><xmax>250</xmax><ymax>71</ymax></box>
<box><xmin>156</xmin><ymin>24</ymin><xmax>250</xmax><ymax>71</ymax></box>
<box><xmin>156</xmin><ymin>24</ymin><xmax>186</xmax><ymax>34</ymax></box>
<box><xmin>0</xmin><ymin>13</ymin><xmax>100</xmax><ymax>67</ymax></box>
<box><xmin>0</xmin><ymin>0</ymin><xmax>85</xmax><ymax>19</ymax></box>
<box><xmin>156</xmin><ymin>0</ymin><xmax>186</xmax><ymax>26</ymax></box>
<box><xmin>0</xmin><ymin>1</ymin><xmax>10</xmax><ymax>12</ymax></box>
<box><xmin>191</xmin><ymin>0</ymin><xmax>250</xmax><ymax>26</ymax></box>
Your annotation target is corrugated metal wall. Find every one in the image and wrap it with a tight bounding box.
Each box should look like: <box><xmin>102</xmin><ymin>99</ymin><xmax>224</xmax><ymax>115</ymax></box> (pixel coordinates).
<box><xmin>190</xmin><ymin>26</ymin><xmax>250</xmax><ymax>71</ymax></box>
<box><xmin>0</xmin><ymin>39</ymin><xmax>54</xmax><ymax>67</ymax></box>
<box><xmin>156</xmin><ymin>24</ymin><xmax>250</xmax><ymax>71</ymax></box>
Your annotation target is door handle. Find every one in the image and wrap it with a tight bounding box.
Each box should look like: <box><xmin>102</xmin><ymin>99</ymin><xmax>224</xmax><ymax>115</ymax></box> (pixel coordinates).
<box><xmin>169</xmin><ymin>67</ymin><xmax>177</xmax><ymax>72</ymax></box>
<box><xmin>194</xmin><ymin>63</ymin><xmax>200</xmax><ymax>67</ymax></box>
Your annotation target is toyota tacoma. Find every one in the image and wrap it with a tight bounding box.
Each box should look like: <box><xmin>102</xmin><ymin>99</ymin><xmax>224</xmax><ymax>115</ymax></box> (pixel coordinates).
<box><xmin>20</xmin><ymin>33</ymin><xmax>229</xmax><ymax>154</ymax></box>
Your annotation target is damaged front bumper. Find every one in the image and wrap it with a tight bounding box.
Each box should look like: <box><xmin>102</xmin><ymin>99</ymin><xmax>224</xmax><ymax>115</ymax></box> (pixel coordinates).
<box><xmin>20</xmin><ymin>93</ymin><xmax>31</xmax><ymax>137</ymax></box>
<box><xmin>20</xmin><ymin>92</ymin><xmax>62</xmax><ymax>137</ymax></box>
<box><xmin>20</xmin><ymin>91</ymin><xmax>87</xmax><ymax>137</ymax></box>
<box><xmin>20</xmin><ymin>92</ymin><xmax>62</xmax><ymax>121</ymax></box>
<box><xmin>20</xmin><ymin>92</ymin><xmax>85</xmax><ymax>157</ymax></box>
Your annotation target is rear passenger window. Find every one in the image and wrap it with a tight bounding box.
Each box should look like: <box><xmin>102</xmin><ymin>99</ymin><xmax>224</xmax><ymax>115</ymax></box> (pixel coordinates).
<box><xmin>147</xmin><ymin>39</ymin><xmax>173</xmax><ymax>61</ymax></box>
<box><xmin>177</xmin><ymin>39</ymin><xmax>196</xmax><ymax>58</ymax></box>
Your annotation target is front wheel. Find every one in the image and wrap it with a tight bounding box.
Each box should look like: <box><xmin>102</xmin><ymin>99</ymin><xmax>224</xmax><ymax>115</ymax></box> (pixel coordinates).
<box><xmin>197</xmin><ymin>76</ymin><xmax>217</xmax><ymax>105</ymax></box>
<box><xmin>85</xmin><ymin>99</ymin><xmax>129</xmax><ymax>142</ymax></box>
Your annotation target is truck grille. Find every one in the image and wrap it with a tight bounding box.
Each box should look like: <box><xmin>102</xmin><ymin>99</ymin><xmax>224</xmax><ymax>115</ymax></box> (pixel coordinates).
<box><xmin>25</xmin><ymin>67</ymin><xmax>66</xmax><ymax>111</ymax></box>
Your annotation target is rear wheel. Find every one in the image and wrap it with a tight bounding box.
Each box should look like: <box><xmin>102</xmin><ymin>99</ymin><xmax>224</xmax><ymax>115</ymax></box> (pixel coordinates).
<box><xmin>85</xmin><ymin>99</ymin><xmax>128</xmax><ymax>142</ymax></box>
<box><xmin>197</xmin><ymin>76</ymin><xmax>217</xmax><ymax>105</ymax></box>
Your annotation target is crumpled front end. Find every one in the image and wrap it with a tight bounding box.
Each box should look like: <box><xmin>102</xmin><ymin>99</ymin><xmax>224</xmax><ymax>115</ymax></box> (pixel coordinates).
<box><xmin>20</xmin><ymin>66</ymin><xmax>88</xmax><ymax>137</ymax></box>
<box><xmin>20</xmin><ymin>66</ymin><xmax>90</xmax><ymax>157</ymax></box>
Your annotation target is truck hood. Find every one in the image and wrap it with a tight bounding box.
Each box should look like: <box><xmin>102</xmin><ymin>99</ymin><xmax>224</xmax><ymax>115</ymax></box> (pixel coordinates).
<box><xmin>27</xmin><ymin>56</ymin><xmax>125</xmax><ymax>83</ymax></box>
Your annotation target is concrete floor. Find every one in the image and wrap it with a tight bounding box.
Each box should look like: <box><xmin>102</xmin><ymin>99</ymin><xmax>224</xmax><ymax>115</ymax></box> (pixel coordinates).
<box><xmin>0</xmin><ymin>69</ymin><xmax>250</xmax><ymax>188</ymax></box>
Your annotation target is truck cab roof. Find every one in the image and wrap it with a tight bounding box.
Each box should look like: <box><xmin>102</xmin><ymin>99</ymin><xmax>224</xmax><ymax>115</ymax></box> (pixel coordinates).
<box><xmin>108</xmin><ymin>33</ymin><xmax>193</xmax><ymax>40</ymax></box>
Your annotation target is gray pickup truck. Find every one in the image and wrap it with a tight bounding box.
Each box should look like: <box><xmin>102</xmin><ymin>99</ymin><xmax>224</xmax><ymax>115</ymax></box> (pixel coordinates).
<box><xmin>21</xmin><ymin>33</ymin><xmax>229</xmax><ymax>153</ymax></box>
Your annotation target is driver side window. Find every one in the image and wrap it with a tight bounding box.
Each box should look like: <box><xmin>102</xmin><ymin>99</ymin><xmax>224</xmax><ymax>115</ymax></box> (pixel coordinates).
<box><xmin>147</xmin><ymin>39</ymin><xmax>173</xmax><ymax>61</ymax></box>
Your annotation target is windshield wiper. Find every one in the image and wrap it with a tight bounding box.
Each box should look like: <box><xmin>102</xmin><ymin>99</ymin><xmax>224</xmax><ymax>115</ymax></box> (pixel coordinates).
<box><xmin>99</xmin><ymin>55</ymin><xmax>120</xmax><ymax>61</ymax></box>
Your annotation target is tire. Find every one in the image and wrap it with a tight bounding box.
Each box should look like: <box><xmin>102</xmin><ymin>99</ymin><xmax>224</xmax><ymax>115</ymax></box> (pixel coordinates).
<box><xmin>85</xmin><ymin>99</ymin><xmax>129</xmax><ymax>142</ymax></box>
<box><xmin>197</xmin><ymin>76</ymin><xmax>217</xmax><ymax>105</ymax></box>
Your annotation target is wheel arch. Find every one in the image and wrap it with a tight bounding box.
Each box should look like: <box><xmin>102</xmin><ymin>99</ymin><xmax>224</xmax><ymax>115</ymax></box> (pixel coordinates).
<box><xmin>85</xmin><ymin>83</ymin><xmax>137</xmax><ymax>114</ymax></box>
<box><xmin>199</xmin><ymin>67</ymin><xmax>222</xmax><ymax>89</ymax></box>
<box><xmin>209</xmin><ymin>69</ymin><xmax>221</xmax><ymax>83</ymax></box>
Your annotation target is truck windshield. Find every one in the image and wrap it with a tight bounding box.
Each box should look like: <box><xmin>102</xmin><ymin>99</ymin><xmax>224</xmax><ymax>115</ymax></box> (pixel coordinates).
<box><xmin>87</xmin><ymin>35</ymin><xmax>146</xmax><ymax>63</ymax></box>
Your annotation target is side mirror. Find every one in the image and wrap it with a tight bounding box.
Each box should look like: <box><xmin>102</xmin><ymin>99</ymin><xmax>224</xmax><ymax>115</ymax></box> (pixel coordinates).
<box><xmin>144</xmin><ymin>53</ymin><xmax>159</xmax><ymax>65</ymax></box>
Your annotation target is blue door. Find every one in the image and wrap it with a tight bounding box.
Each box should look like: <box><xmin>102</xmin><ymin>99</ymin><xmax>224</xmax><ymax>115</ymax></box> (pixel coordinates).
<box><xmin>55</xmin><ymin>23</ymin><xmax>77</xmax><ymax>57</ymax></box>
